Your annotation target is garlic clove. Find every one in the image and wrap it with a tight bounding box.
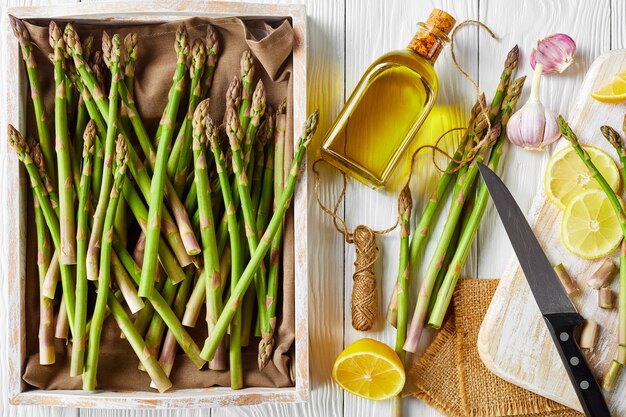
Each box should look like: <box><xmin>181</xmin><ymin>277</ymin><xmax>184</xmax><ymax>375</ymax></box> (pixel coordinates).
<box><xmin>541</xmin><ymin>109</ymin><xmax>561</xmax><ymax>147</ymax></box>
<box><xmin>506</xmin><ymin>101</ymin><xmax>561</xmax><ymax>151</ymax></box>
<box><xmin>530</xmin><ymin>33</ymin><xmax>576</xmax><ymax>74</ymax></box>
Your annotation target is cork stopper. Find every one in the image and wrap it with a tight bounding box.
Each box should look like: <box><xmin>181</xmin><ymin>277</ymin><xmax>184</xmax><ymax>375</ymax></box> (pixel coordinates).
<box><xmin>407</xmin><ymin>9</ymin><xmax>456</xmax><ymax>64</ymax></box>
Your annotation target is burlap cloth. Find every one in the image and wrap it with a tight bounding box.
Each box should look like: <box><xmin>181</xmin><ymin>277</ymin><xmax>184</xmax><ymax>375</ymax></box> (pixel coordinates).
<box><xmin>17</xmin><ymin>15</ymin><xmax>297</xmax><ymax>391</ymax></box>
<box><xmin>411</xmin><ymin>279</ymin><xmax>583</xmax><ymax>417</ymax></box>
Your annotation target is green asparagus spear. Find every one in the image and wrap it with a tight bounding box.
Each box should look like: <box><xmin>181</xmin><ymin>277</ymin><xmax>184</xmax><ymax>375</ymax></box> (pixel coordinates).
<box><xmin>207</xmin><ymin>115</ymin><xmax>244</xmax><ymax>387</ymax></box>
<box><xmin>86</xmin><ymin>32</ymin><xmax>122</xmax><ymax>281</ymax></box>
<box><xmin>239</xmin><ymin>50</ymin><xmax>255</xmax><ymax>131</ymax></box>
<box><xmin>70</xmin><ymin>120</ymin><xmax>96</xmax><ymax>377</ymax></box>
<box><xmin>83</xmin><ymin>134</ymin><xmax>127</xmax><ymax>390</ymax></box>
<box><xmin>50</xmin><ymin>22</ymin><xmax>77</xmax><ymax>265</ymax></box>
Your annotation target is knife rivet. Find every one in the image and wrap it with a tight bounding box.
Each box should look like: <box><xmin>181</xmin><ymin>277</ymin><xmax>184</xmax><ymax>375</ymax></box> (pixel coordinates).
<box><xmin>570</xmin><ymin>357</ymin><xmax>579</xmax><ymax>366</ymax></box>
<box><xmin>580</xmin><ymin>380</ymin><xmax>589</xmax><ymax>390</ymax></box>
<box><xmin>559</xmin><ymin>332</ymin><xmax>569</xmax><ymax>341</ymax></box>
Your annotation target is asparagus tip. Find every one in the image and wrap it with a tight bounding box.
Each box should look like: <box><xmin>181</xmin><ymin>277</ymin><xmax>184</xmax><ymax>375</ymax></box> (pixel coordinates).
<box><xmin>115</xmin><ymin>134</ymin><xmax>128</xmax><ymax>175</ymax></box>
<box><xmin>252</xmin><ymin>80</ymin><xmax>266</xmax><ymax>114</ymax></box>
<box><xmin>83</xmin><ymin>120</ymin><xmax>97</xmax><ymax>155</ymax></box>
<box><xmin>226</xmin><ymin>76</ymin><xmax>243</xmax><ymax>111</ymax></box>
<box><xmin>505</xmin><ymin>44</ymin><xmax>519</xmax><ymax>68</ymax></box>
<box><xmin>398</xmin><ymin>184</ymin><xmax>412</xmax><ymax>216</ymax></box>
<box><xmin>192</xmin><ymin>99</ymin><xmax>211</xmax><ymax>141</ymax></box>
<box><xmin>278</xmin><ymin>97</ymin><xmax>287</xmax><ymax>115</ymax></box>
<box><xmin>601</xmin><ymin>125</ymin><xmax>623</xmax><ymax>150</ymax></box>
<box><xmin>241</xmin><ymin>50</ymin><xmax>254</xmax><ymax>81</ymax></box>
<box><xmin>8</xmin><ymin>125</ymin><xmax>27</xmax><ymax>155</ymax></box>
<box><xmin>9</xmin><ymin>16</ymin><xmax>29</xmax><ymax>45</ymax></box>
<box><xmin>258</xmin><ymin>337</ymin><xmax>274</xmax><ymax>370</ymax></box>
<box><xmin>175</xmin><ymin>24</ymin><xmax>190</xmax><ymax>58</ymax></box>
<box><xmin>63</xmin><ymin>23</ymin><xmax>81</xmax><ymax>57</ymax></box>
<box><xmin>558</xmin><ymin>115</ymin><xmax>577</xmax><ymax>144</ymax></box>
<box><xmin>206</xmin><ymin>23</ymin><xmax>220</xmax><ymax>60</ymax></box>
<box><xmin>191</xmin><ymin>38</ymin><xmax>207</xmax><ymax>71</ymax></box>
<box><xmin>82</xmin><ymin>34</ymin><xmax>95</xmax><ymax>61</ymax></box>
<box><xmin>48</xmin><ymin>21</ymin><xmax>64</xmax><ymax>50</ymax></box>
<box><xmin>124</xmin><ymin>32</ymin><xmax>138</xmax><ymax>60</ymax></box>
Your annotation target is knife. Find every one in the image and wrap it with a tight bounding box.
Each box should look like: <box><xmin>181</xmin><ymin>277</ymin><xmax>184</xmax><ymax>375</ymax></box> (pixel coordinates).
<box><xmin>478</xmin><ymin>163</ymin><xmax>611</xmax><ymax>417</ymax></box>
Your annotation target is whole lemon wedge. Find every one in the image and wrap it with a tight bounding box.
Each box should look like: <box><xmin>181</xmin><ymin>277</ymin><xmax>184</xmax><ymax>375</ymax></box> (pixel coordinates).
<box><xmin>332</xmin><ymin>338</ymin><xmax>405</xmax><ymax>401</ymax></box>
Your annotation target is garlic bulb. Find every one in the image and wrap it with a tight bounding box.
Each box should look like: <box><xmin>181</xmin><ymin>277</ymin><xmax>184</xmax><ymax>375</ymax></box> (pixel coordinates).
<box><xmin>506</xmin><ymin>63</ymin><xmax>561</xmax><ymax>150</ymax></box>
<box><xmin>530</xmin><ymin>33</ymin><xmax>576</xmax><ymax>74</ymax></box>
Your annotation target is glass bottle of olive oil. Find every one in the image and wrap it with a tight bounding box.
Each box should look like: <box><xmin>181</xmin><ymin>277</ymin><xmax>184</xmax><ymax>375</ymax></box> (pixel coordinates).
<box><xmin>321</xmin><ymin>9</ymin><xmax>456</xmax><ymax>188</ymax></box>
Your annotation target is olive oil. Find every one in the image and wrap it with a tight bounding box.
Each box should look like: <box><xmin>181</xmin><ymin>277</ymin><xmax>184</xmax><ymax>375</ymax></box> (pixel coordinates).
<box><xmin>321</xmin><ymin>9</ymin><xmax>455</xmax><ymax>188</ymax></box>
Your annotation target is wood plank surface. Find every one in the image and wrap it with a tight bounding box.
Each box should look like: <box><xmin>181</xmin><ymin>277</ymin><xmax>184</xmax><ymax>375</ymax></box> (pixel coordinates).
<box><xmin>2</xmin><ymin>0</ymin><xmax>626</xmax><ymax>416</ymax></box>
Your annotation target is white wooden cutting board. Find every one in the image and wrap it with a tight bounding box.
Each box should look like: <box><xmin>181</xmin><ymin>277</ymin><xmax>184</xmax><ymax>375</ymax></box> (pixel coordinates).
<box><xmin>477</xmin><ymin>49</ymin><xmax>626</xmax><ymax>414</ymax></box>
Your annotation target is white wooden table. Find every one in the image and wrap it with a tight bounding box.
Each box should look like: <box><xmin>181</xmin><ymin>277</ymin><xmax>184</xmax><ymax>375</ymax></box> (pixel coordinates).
<box><xmin>0</xmin><ymin>0</ymin><xmax>623</xmax><ymax>416</ymax></box>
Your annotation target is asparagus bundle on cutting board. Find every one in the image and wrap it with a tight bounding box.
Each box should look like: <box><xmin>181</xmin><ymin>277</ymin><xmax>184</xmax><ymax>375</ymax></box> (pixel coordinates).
<box><xmin>9</xmin><ymin>17</ymin><xmax>315</xmax><ymax>392</ymax></box>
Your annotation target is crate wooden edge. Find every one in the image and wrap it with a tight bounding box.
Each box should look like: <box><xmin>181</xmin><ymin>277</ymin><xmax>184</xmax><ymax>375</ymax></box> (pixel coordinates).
<box><xmin>4</xmin><ymin>1</ymin><xmax>309</xmax><ymax>408</ymax></box>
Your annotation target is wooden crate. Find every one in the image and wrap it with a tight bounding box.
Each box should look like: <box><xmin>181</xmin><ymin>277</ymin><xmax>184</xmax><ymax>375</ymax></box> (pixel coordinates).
<box><xmin>4</xmin><ymin>0</ymin><xmax>308</xmax><ymax>409</ymax></box>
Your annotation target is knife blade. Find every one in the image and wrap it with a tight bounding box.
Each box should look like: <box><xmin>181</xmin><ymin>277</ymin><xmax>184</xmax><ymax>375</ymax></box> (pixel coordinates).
<box><xmin>478</xmin><ymin>163</ymin><xmax>611</xmax><ymax>417</ymax></box>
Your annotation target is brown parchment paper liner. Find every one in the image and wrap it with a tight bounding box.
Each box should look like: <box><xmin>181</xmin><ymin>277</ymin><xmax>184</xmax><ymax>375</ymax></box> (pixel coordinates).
<box><xmin>19</xmin><ymin>16</ymin><xmax>296</xmax><ymax>391</ymax></box>
<box><xmin>411</xmin><ymin>278</ymin><xmax>582</xmax><ymax>417</ymax></box>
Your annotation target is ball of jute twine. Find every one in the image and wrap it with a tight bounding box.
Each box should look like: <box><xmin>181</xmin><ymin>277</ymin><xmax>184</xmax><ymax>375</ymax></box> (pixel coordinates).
<box><xmin>313</xmin><ymin>20</ymin><xmax>498</xmax><ymax>331</ymax></box>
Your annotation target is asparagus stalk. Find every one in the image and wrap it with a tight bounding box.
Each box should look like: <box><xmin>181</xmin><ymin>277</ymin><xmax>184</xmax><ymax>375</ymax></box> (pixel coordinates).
<box><xmin>83</xmin><ymin>134</ymin><xmax>127</xmax><ymax>390</ymax></box>
<box><xmin>65</xmin><ymin>24</ymin><xmax>199</xmax><ymax>258</ymax></box>
<box><xmin>50</xmin><ymin>22</ymin><xmax>77</xmax><ymax>265</ymax></box>
<box><xmin>250</xmin><ymin>121</ymin><xmax>268</xmax><ymax>215</ymax></box>
<box><xmin>192</xmin><ymin>101</ymin><xmax>227</xmax><ymax>369</ymax></box>
<box><xmin>404</xmin><ymin>123</ymin><xmax>502</xmax><ymax>353</ymax></box>
<box><xmin>428</xmin><ymin>76</ymin><xmax>526</xmax><ymax>328</ymax></box>
<box><xmin>239</xmin><ymin>50</ymin><xmax>255</xmax><ymax>131</ymax></box>
<box><xmin>207</xmin><ymin>115</ymin><xmax>244</xmax><ymax>387</ymax></box>
<box><xmin>88</xmin><ymin>51</ymin><xmax>105</xmax><ymax>196</ymax></box>
<box><xmin>601</xmin><ymin>122</ymin><xmax>626</xmax><ymax>385</ymax></box>
<box><xmin>201</xmin><ymin>110</ymin><xmax>319</xmax><ymax>361</ymax></box>
<box><xmin>256</xmin><ymin>108</ymin><xmax>276</xmax><ymax>233</ymax></box>
<box><xmin>170</xmin><ymin>39</ymin><xmax>206</xmax><ymax>195</ymax></box>
<box><xmin>223</xmin><ymin>104</ymin><xmax>271</xmax><ymax>360</ymax></box>
<box><xmin>140</xmin><ymin>26</ymin><xmax>192</xmax><ymax>297</ymax></box>
<box><xmin>70</xmin><ymin>121</ymin><xmax>96</xmax><ymax>376</ymax></box>
<box><xmin>9</xmin><ymin>126</ymin><xmax>76</xmax><ymax>336</ymax></box>
<box><xmin>34</xmin><ymin>195</ymin><xmax>55</xmax><ymax>365</ymax></box>
<box><xmin>10</xmin><ymin>17</ymin><xmax>56</xmax><ymax>185</ymax></box>
<box><xmin>85</xmin><ymin>32</ymin><xmax>122</xmax><ymax>281</ymax></box>
<box><xmin>391</xmin><ymin>185</ymin><xmax>412</xmax><ymax>416</ymax></box>
<box><xmin>259</xmin><ymin>105</ymin><xmax>284</xmax><ymax>368</ymax></box>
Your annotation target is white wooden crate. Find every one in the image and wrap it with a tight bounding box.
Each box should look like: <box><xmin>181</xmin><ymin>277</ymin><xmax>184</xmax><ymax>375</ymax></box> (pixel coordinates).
<box><xmin>4</xmin><ymin>0</ymin><xmax>308</xmax><ymax>409</ymax></box>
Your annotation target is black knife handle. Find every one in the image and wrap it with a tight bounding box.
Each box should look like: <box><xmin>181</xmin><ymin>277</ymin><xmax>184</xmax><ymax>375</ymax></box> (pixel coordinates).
<box><xmin>543</xmin><ymin>313</ymin><xmax>611</xmax><ymax>417</ymax></box>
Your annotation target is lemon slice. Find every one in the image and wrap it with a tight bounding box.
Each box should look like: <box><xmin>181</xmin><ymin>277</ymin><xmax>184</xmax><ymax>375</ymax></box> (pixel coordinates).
<box><xmin>332</xmin><ymin>338</ymin><xmax>405</xmax><ymax>401</ymax></box>
<box><xmin>562</xmin><ymin>190</ymin><xmax>623</xmax><ymax>259</ymax></box>
<box><xmin>592</xmin><ymin>76</ymin><xmax>626</xmax><ymax>103</ymax></box>
<box><xmin>545</xmin><ymin>146</ymin><xmax>620</xmax><ymax>210</ymax></box>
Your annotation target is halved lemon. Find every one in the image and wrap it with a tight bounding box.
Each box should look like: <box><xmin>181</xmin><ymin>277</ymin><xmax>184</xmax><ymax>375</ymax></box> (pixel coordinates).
<box><xmin>591</xmin><ymin>76</ymin><xmax>626</xmax><ymax>103</ymax></box>
<box><xmin>332</xmin><ymin>338</ymin><xmax>405</xmax><ymax>401</ymax></box>
<box><xmin>545</xmin><ymin>146</ymin><xmax>620</xmax><ymax>210</ymax></box>
<box><xmin>562</xmin><ymin>190</ymin><xmax>624</xmax><ymax>259</ymax></box>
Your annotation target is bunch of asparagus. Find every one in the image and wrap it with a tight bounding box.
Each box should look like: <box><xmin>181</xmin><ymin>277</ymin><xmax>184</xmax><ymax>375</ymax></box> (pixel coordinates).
<box><xmin>386</xmin><ymin>45</ymin><xmax>526</xmax><ymax>355</ymax></box>
<box><xmin>10</xmin><ymin>17</ymin><xmax>318</xmax><ymax>392</ymax></box>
